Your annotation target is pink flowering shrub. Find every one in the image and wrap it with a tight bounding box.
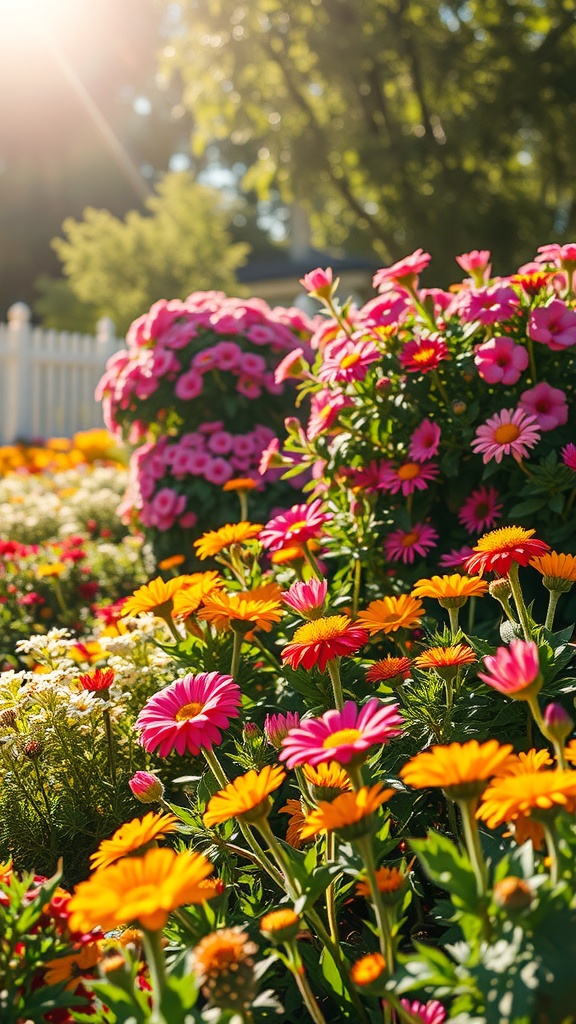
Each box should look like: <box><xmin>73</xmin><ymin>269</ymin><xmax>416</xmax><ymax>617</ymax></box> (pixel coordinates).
<box><xmin>275</xmin><ymin>246</ymin><xmax>576</xmax><ymax>587</ymax></box>
<box><xmin>96</xmin><ymin>292</ymin><xmax>314</xmax><ymax>559</ymax></box>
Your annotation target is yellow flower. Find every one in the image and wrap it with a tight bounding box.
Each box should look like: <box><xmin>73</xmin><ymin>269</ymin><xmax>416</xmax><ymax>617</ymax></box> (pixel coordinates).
<box><xmin>43</xmin><ymin>943</ymin><xmax>102</xmax><ymax>990</ymax></box>
<box><xmin>302</xmin><ymin>761</ymin><xmax>352</xmax><ymax>801</ymax></box>
<box><xmin>279</xmin><ymin>798</ymin><xmax>309</xmax><ymax>848</ymax></box>
<box><xmin>121</xmin><ymin>576</ymin><xmax>190</xmax><ymax>618</ymax></box>
<box><xmin>414</xmin><ymin>644</ymin><xmax>476</xmax><ymax>670</ymax></box>
<box><xmin>530</xmin><ymin>551</ymin><xmax>576</xmax><ymax>593</ymax></box>
<box><xmin>350</xmin><ymin>952</ymin><xmax>386</xmax><ymax>987</ymax></box>
<box><xmin>172</xmin><ymin>571</ymin><xmax>224</xmax><ymax>618</ymax></box>
<box><xmin>68</xmin><ymin>847</ymin><xmax>215</xmax><ymax>933</ymax></box>
<box><xmin>190</xmin><ymin>927</ymin><xmax>258</xmax><ymax>992</ymax></box>
<box><xmin>37</xmin><ymin>563</ymin><xmax>66</xmax><ymax>578</ymax></box>
<box><xmin>478</xmin><ymin>770</ymin><xmax>576</xmax><ymax>829</ymax></box>
<box><xmin>412</xmin><ymin>573</ymin><xmax>488</xmax><ymax>608</ymax></box>
<box><xmin>203</xmin><ymin>765</ymin><xmax>286</xmax><ymax>827</ymax></box>
<box><xmin>260</xmin><ymin>908</ymin><xmax>300</xmax><ymax>943</ymax></box>
<box><xmin>299</xmin><ymin>783</ymin><xmax>394</xmax><ymax>840</ymax></box>
<box><xmin>400</xmin><ymin>740</ymin><xmax>514</xmax><ymax>801</ymax></box>
<box><xmin>90</xmin><ymin>811</ymin><xmax>179</xmax><ymax>870</ymax></box>
<box><xmin>494</xmin><ymin>748</ymin><xmax>553</xmax><ymax>776</ymax></box>
<box><xmin>194</xmin><ymin>522</ymin><xmax>263</xmax><ymax>560</ymax></box>
<box><xmin>198</xmin><ymin>583</ymin><xmax>284</xmax><ymax>634</ymax></box>
<box><xmin>356</xmin><ymin>594</ymin><xmax>425</xmax><ymax>635</ymax></box>
<box><xmin>564</xmin><ymin>740</ymin><xmax>576</xmax><ymax>765</ymax></box>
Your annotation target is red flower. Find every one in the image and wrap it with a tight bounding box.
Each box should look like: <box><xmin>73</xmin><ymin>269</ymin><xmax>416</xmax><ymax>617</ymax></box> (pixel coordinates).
<box><xmin>78</xmin><ymin>668</ymin><xmax>115</xmax><ymax>692</ymax></box>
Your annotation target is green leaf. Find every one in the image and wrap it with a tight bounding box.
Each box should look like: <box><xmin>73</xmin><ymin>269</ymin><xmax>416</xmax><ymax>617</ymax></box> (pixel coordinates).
<box><xmin>410</xmin><ymin>830</ymin><xmax>479</xmax><ymax>911</ymax></box>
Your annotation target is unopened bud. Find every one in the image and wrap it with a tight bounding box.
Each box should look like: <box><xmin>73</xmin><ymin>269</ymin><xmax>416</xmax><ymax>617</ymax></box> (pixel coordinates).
<box><xmin>493</xmin><ymin>876</ymin><xmax>533</xmax><ymax>912</ymax></box>
<box><xmin>451</xmin><ymin>400</ymin><xmax>467</xmax><ymax>415</ymax></box>
<box><xmin>543</xmin><ymin>702</ymin><xmax>574</xmax><ymax>745</ymax></box>
<box><xmin>128</xmin><ymin>771</ymin><xmax>165</xmax><ymax>804</ymax></box>
<box><xmin>489</xmin><ymin>577</ymin><xmax>512</xmax><ymax>603</ymax></box>
<box><xmin>22</xmin><ymin>739</ymin><xmax>43</xmax><ymax>760</ymax></box>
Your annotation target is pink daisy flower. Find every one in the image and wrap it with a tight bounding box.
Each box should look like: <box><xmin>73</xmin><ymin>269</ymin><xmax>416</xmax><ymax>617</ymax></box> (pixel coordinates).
<box><xmin>561</xmin><ymin>443</ymin><xmax>576</xmax><ymax>471</ymax></box>
<box><xmin>260</xmin><ymin>499</ymin><xmax>331</xmax><ymax>552</ymax></box>
<box><xmin>528</xmin><ymin>299</ymin><xmax>576</xmax><ymax>350</ymax></box>
<box><xmin>408</xmin><ymin>419</ymin><xmax>441</xmax><ymax>462</ymax></box>
<box><xmin>518</xmin><ymin>382</ymin><xmax>568</xmax><ymax>432</ymax></box>
<box><xmin>383</xmin><ymin>523</ymin><xmax>439</xmax><ymax>564</ymax></box>
<box><xmin>342</xmin><ymin>460</ymin><xmax>389</xmax><ymax>493</ymax></box>
<box><xmin>400</xmin><ymin>1000</ymin><xmax>446</xmax><ymax>1024</ymax></box>
<box><xmin>264</xmin><ymin>711</ymin><xmax>301</xmax><ymax>749</ymax></box>
<box><xmin>317</xmin><ymin>336</ymin><xmax>381</xmax><ymax>384</ymax></box>
<box><xmin>135</xmin><ymin>672</ymin><xmax>241</xmax><ymax>758</ymax></box>
<box><xmin>471</xmin><ymin>408</ymin><xmax>541</xmax><ymax>464</ymax></box>
<box><xmin>399</xmin><ymin>334</ymin><xmax>449</xmax><ymax>373</ymax></box>
<box><xmin>438</xmin><ymin>545</ymin><xmax>474</xmax><ymax>569</ymax></box>
<box><xmin>535</xmin><ymin>243</ymin><xmax>576</xmax><ymax>268</ymax></box>
<box><xmin>281</xmin><ymin>615</ymin><xmax>369</xmax><ymax>673</ymax></box>
<box><xmin>307</xmin><ymin>390</ymin><xmax>352</xmax><ymax>441</ymax></box>
<box><xmin>279</xmin><ymin>699</ymin><xmax>403</xmax><ymax>768</ymax></box>
<box><xmin>478</xmin><ymin>639</ymin><xmax>541</xmax><ymax>697</ymax></box>
<box><xmin>474</xmin><ymin>336</ymin><xmax>529</xmax><ymax>385</ymax></box>
<box><xmin>379</xmin><ymin>459</ymin><xmax>439</xmax><ymax>497</ymax></box>
<box><xmin>455</xmin><ymin>249</ymin><xmax>491</xmax><ymax>285</ymax></box>
<box><xmin>458</xmin><ymin>284</ymin><xmax>520</xmax><ymax>325</ymax></box>
<box><xmin>373</xmin><ymin>249</ymin><xmax>431</xmax><ymax>293</ymax></box>
<box><xmin>458</xmin><ymin>485</ymin><xmax>503</xmax><ymax>534</ymax></box>
<box><xmin>282</xmin><ymin>578</ymin><xmax>328</xmax><ymax>618</ymax></box>
<box><xmin>300</xmin><ymin>267</ymin><xmax>334</xmax><ymax>298</ymax></box>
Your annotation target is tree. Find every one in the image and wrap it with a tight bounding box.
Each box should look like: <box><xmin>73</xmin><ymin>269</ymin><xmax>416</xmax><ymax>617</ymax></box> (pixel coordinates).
<box><xmin>37</xmin><ymin>173</ymin><xmax>249</xmax><ymax>335</ymax></box>
<box><xmin>160</xmin><ymin>0</ymin><xmax>576</xmax><ymax>281</ymax></box>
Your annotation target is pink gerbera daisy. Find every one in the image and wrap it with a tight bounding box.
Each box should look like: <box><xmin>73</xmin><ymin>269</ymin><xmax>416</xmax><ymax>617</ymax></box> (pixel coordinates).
<box><xmin>307</xmin><ymin>390</ymin><xmax>352</xmax><ymax>441</ymax></box>
<box><xmin>561</xmin><ymin>443</ymin><xmax>576</xmax><ymax>471</ymax></box>
<box><xmin>471</xmin><ymin>408</ymin><xmax>541</xmax><ymax>464</ymax></box>
<box><xmin>518</xmin><ymin>382</ymin><xmax>568</xmax><ymax>432</ymax></box>
<box><xmin>281</xmin><ymin>615</ymin><xmax>369</xmax><ymax>673</ymax></box>
<box><xmin>379</xmin><ymin>459</ymin><xmax>439</xmax><ymax>496</ymax></box>
<box><xmin>317</xmin><ymin>336</ymin><xmax>381</xmax><ymax>384</ymax></box>
<box><xmin>383</xmin><ymin>523</ymin><xmax>439</xmax><ymax>564</ymax></box>
<box><xmin>408</xmin><ymin>419</ymin><xmax>441</xmax><ymax>462</ymax></box>
<box><xmin>399</xmin><ymin>999</ymin><xmax>447</xmax><ymax>1024</ymax></box>
<box><xmin>135</xmin><ymin>672</ymin><xmax>241</xmax><ymax>757</ymax></box>
<box><xmin>260</xmin><ymin>499</ymin><xmax>331</xmax><ymax>552</ymax></box>
<box><xmin>458</xmin><ymin>485</ymin><xmax>503</xmax><ymax>534</ymax></box>
<box><xmin>438</xmin><ymin>545</ymin><xmax>474</xmax><ymax>569</ymax></box>
<box><xmin>373</xmin><ymin>249</ymin><xmax>431</xmax><ymax>293</ymax></box>
<box><xmin>399</xmin><ymin>334</ymin><xmax>449</xmax><ymax>373</ymax></box>
<box><xmin>280</xmin><ymin>699</ymin><xmax>403</xmax><ymax>768</ymax></box>
<box><xmin>478</xmin><ymin>639</ymin><xmax>542</xmax><ymax>698</ymax></box>
<box><xmin>282</xmin><ymin>578</ymin><xmax>328</xmax><ymax>618</ymax></box>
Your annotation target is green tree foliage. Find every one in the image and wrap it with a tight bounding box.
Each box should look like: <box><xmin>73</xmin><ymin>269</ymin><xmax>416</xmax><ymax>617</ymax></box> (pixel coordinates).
<box><xmin>37</xmin><ymin>173</ymin><xmax>250</xmax><ymax>335</ymax></box>
<box><xmin>162</xmin><ymin>0</ymin><xmax>576</xmax><ymax>279</ymax></box>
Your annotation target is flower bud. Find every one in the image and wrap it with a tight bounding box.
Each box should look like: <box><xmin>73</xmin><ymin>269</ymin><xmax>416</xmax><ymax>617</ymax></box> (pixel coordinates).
<box><xmin>129</xmin><ymin>771</ymin><xmax>165</xmax><ymax>804</ymax></box>
<box><xmin>451</xmin><ymin>400</ymin><xmax>467</xmax><ymax>415</ymax></box>
<box><xmin>260</xmin><ymin>908</ymin><xmax>300</xmax><ymax>944</ymax></box>
<box><xmin>264</xmin><ymin>711</ymin><xmax>300</xmax><ymax>750</ymax></box>
<box><xmin>543</xmin><ymin>703</ymin><xmax>574</xmax><ymax>745</ymax></box>
<box><xmin>493</xmin><ymin>876</ymin><xmax>533</xmax><ymax>912</ymax></box>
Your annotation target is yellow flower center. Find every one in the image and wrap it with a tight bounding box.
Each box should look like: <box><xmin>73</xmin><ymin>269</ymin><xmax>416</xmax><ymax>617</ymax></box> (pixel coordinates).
<box><xmin>493</xmin><ymin>423</ymin><xmax>520</xmax><ymax>444</ymax></box>
<box><xmin>476</xmin><ymin>525</ymin><xmax>534</xmax><ymax>551</ymax></box>
<box><xmin>323</xmin><ymin>727</ymin><xmax>362</xmax><ymax>748</ymax></box>
<box><xmin>412</xmin><ymin>347</ymin><xmax>435</xmax><ymax>363</ymax></box>
<box><xmin>293</xmin><ymin>615</ymin><xmax>350</xmax><ymax>642</ymax></box>
<box><xmin>397</xmin><ymin>461</ymin><xmax>421</xmax><ymax>481</ymax></box>
<box><xmin>289</xmin><ymin>519</ymin><xmax>309</xmax><ymax>532</ymax></box>
<box><xmin>175</xmin><ymin>701</ymin><xmax>203</xmax><ymax>721</ymax></box>
<box><xmin>340</xmin><ymin>352</ymin><xmax>361</xmax><ymax>369</ymax></box>
<box><xmin>401</xmin><ymin>531</ymin><xmax>419</xmax><ymax>546</ymax></box>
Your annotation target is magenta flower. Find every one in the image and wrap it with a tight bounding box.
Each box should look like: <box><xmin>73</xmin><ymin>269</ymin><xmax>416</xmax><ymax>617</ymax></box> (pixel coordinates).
<box><xmin>474</xmin><ymin>336</ymin><xmax>529</xmax><ymax>385</ymax></box>
<box><xmin>399</xmin><ymin>334</ymin><xmax>449</xmax><ymax>373</ymax></box>
<box><xmin>379</xmin><ymin>459</ymin><xmax>439</xmax><ymax>497</ymax></box>
<box><xmin>399</xmin><ymin>1000</ymin><xmax>446</xmax><ymax>1024</ymax></box>
<box><xmin>478</xmin><ymin>639</ymin><xmax>542</xmax><ymax>698</ymax></box>
<box><xmin>528</xmin><ymin>300</ymin><xmax>576</xmax><ymax>350</ymax></box>
<box><xmin>135</xmin><ymin>672</ymin><xmax>241</xmax><ymax>757</ymax></box>
<box><xmin>438</xmin><ymin>545</ymin><xmax>474</xmax><ymax>568</ymax></box>
<box><xmin>260</xmin><ymin>499</ymin><xmax>331</xmax><ymax>552</ymax></box>
<box><xmin>458</xmin><ymin>485</ymin><xmax>503</xmax><ymax>534</ymax></box>
<box><xmin>455</xmin><ymin>249</ymin><xmax>491</xmax><ymax>284</ymax></box>
<box><xmin>306</xmin><ymin>390</ymin><xmax>352</xmax><ymax>441</ymax></box>
<box><xmin>280</xmin><ymin>699</ymin><xmax>403</xmax><ymax>768</ymax></box>
<box><xmin>264</xmin><ymin>711</ymin><xmax>301</xmax><ymax>750</ymax></box>
<box><xmin>129</xmin><ymin>771</ymin><xmax>165</xmax><ymax>804</ymax></box>
<box><xmin>408</xmin><ymin>419</ymin><xmax>441</xmax><ymax>462</ymax></box>
<box><xmin>318</xmin><ymin>336</ymin><xmax>381</xmax><ymax>384</ymax></box>
<box><xmin>383</xmin><ymin>523</ymin><xmax>439</xmax><ymax>564</ymax></box>
<box><xmin>561</xmin><ymin>443</ymin><xmax>576</xmax><ymax>471</ymax></box>
<box><xmin>535</xmin><ymin>243</ymin><xmax>576</xmax><ymax>268</ymax></box>
<box><xmin>471</xmin><ymin>408</ymin><xmax>541</xmax><ymax>464</ymax></box>
<box><xmin>274</xmin><ymin>348</ymin><xmax>308</xmax><ymax>384</ymax></box>
<box><xmin>282</xmin><ymin>578</ymin><xmax>328</xmax><ymax>618</ymax></box>
<box><xmin>458</xmin><ymin>284</ymin><xmax>520</xmax><ymax>325</ymax></box>
<box><xmin>373</xmin><ymin>249</ymin><xmax>431</xmax><ymax>293</ymax></box>
<box><xmin>300</xmin><ymin>267</ymin><xmax>334</xmax><ymax>298</ymax></box>
<box><xmin>518</xmin><ymin>382</ymin><xmax>568</xmax><ymax>432</ymax></box>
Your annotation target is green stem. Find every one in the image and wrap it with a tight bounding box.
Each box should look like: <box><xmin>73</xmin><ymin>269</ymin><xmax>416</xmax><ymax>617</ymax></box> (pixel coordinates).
<box><xmin>230</xmin><ymin>627</ymin><xmax>244</xmax><ymax>679</ymax></box>
<box><xmin>344</xmin><ymin>761</ymin><xmax>365</xmax><ymax>792</ymax></box>
<box><xmin>545</xmin><ymin>589</ymin><xmax>561</xmax><ymax>631</ymax></box>
<box><xmin>458</xmin><ymin>798</ymin><xmax>486</xmax><ymax>899</ymax></box>
<box><xmin>103</xmin><ymin>706</ymin><xmax>117</xmax><ymax>787</ymax></box>
<box><xmin>238</xmin><ymin>490</ymin><xmax>248</xmax><ymax>523</ymax></box>
<box><xmin>526</xmin><ymin>336</ymin><xmax>538</xmax><ymax>383</ymax></box>
<box><xmin>448</xmin><ymin>606</ymin><xmax>459</xmax><ymax>637</ymax></box>
<box><xmin>203</xmin><ymin>746</ymin><xmax>229</xmax><ymax>787</ymax></box>
<box><xmin>305</xmin><ymin>908</ymin><xmax>371</xmax><ymax>1024</ymax></box>
<box><xmin>159</xmin><ymin>611</ymin><xmax>182</xmax><ymax>644</ymax></box>
<box><xmin>447</xmin><ymin>797</ymin><xmax>460</xmax><ymax>842</ymax></box>
<box><xmin>52</xmin><ymin>578</ymin><xmax>68</xmax><ymax>616</ymax></box>
<box><xmin>325</xmin><ymin>831</ymin><xmax>339</xmax><ymax>944</ymax></box>
<box><xmin>351</xmin><ymin>557</ymin><xmax>362</xmax><ymax>620</ymax></box>
<box><xmin>508</xmin><ymin>563</ymin><xmax>532</xmax><ymax>641</ymax></box>
<box><xmin>255</xmin><ymin>818</ymin><xmax>300</xmax><ymax>901</ymax></box>
<box><xmin>467</xmin><ymin>595</ymin><xmax>477</xmax><ymax>634</ymax></box>
<box><xmin>541</xmin><ymin>819</ymin><xmax>560</xmax><ymax>885</ymax></box>
<box><xmin>142</xmin><ymin>928</ymin><xmax>168</xmax><ymax>1024</ymax></box>
<box><xmin>303</xmin><ymin>541</ymin><xmax>324</xmax><ymax>580</ymax></box>
<box><xmin>286</xmin><ymin>941</ymin><xmax>329</xmax><ymax>1024</ymax></box>
<box><xmin>355</xmin><ymin>835</ymin><xmax>393</xmax><ymax>970</ymax></box>
<box><xmin>327</xmin><ymin>658</ymin><xmax>344</xmax><ymax>710</ymax></box>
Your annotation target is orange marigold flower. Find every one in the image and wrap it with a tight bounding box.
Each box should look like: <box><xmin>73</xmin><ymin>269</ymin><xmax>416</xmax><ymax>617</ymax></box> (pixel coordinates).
<box><xmin>530</xmin><ymin>551</ymin><xmax>576</xmax><ymax>593</ymax></box>
<box><xmin>478</xmin><ymin>770</ymin><xmax>576</xmax><ymax>829</ymax></box>
<box><xmin>279</xmin><ymin>798</ymin><xmax>309</xmax><ymax>848</ymax></box>
<box><xmin>158</xmin><ymin>554</ymin><xmax>186</xmax><ymax>570</ymax></box>
<box><xmin>222</xmin><ymin>478</ymin><xmax>258</xmax><ymax>492</ymax></box>
<box><xmin>400</xmin><ymin>739</ymin><xmax>514</xmax><ymax>801</ymax></box>
<box><xmin>365</xmin><ymin>656</ymin><xmax>412</xmax><ymax>686</ymax></box>
<box><xmin>44</xmin><ymin>943</ymin><xmax>102</xmax><ymax>990</ymax></box>
<box><xmin>412</xmin><ymin>573</ymin><xmax>488</xmax><ymax>608</ymax></box>
<box><xmin>121</xmin><ymin>576</ymin><xmax>190</xmax><ymax>618</ymax></box>
<box><xmin>190</xmin><ymin>927</ymin><xmax>258</xmax><ymax>1009</ymax></box>
<box><xmin>414</xmin><ymin>644</ymin><xmax>476</xmax><ymax>670</ymax></box>
<box><xmin>299</xmin><ymin>783</ymin><xmax>394</xmax><ymax>841</ymax></box>
<box><xmin>350</xmin><ymin>952</ymin><xmax>386</xmax><ymax>987</ymax></box>
<box><xmin>197</xmin><ymin>582</ymin><xmax>283</xmax><ymax>635</ymax></box>
<box><xmin>494</xmin><ymin>748</ymin><xmax>553</xmax><ymax>776</ymax></box>
<box><xmin>356</xmin><ymin>594</ymin><xmax>425</xmax><ymax>635</ymax></box>
<box><xmin>356</xmin><ymin>865</ymin><xmax>407</xmax><ymax>899</ymax></box>
<box><xmin>203</xmin><ymin>765</ymin><xmax>286</xmax><ymax>827</ymax></box>
<box><xmin>194</xmin><ymin>522</ymin><xmax>263</xmax><ymax>560</ymax></box>
<box><xmin>464</xmin><ymin>526</ymin><xmax>549</xmax><ymax>576</ymax></box>
<box><xmin>90</xmin><ymin>811</ymin><xmax>179</xmax><ymax>870</ymax></box>
<box><xmin>281</xmin><ymin>615</ymin><xmax>368</xmax><ymax>672</ymax></box>
<box><xmin>172</xmin><ymin>571</ymin><xmax>224</xmax><ymax>618</ymax></box>
<box><xmin>260</xmin><ymin>908</ymin><xmax>300</xmax><ymax>943</ymax></box>
<box><xmin>270</xmin><ymin>540</ymin><xmax>321</xmax><ymax>565</ymax></box>
<box><xmin>302</xmin><ymin>761</ymin><xmax>352</xmax><ymax>801</ymax></box>
<box><xmin>68</xmin><ymin>847</ymin><xmax>215</xmax><ymax>933</ymax></box>
<box><xmin>564</xmin><ymin>740</ymin><xmax>576</xmax><ymax>765</ymax></box>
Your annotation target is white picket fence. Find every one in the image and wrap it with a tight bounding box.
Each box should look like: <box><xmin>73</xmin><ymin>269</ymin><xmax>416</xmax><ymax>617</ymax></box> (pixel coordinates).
<box><xmin>0</xmin><ymin>303</ymin><xmax>121</xmax><ymax>444</ymax></box>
